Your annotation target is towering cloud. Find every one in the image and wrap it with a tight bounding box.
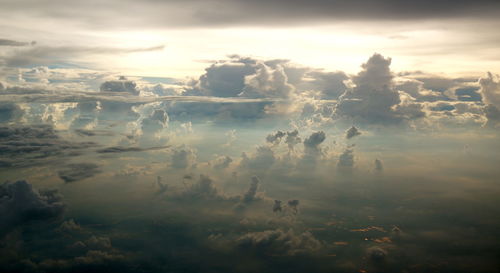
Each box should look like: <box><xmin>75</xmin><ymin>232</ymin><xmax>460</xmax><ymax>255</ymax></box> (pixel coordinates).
<box><xmin>345</xmin><ymin>126</ymin><xmax>361</xmax><ymax>139</ymax></box>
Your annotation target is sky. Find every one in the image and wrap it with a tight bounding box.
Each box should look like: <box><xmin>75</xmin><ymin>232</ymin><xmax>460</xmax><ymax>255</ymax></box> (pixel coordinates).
<box><xmin>1</xmin><ymin>1</ymin><xmax>500</xmax><ymax>273</ymax></box>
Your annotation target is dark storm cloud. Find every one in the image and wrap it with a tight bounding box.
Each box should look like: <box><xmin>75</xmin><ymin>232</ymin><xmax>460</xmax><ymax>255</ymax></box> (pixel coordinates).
<box><xmin>0</xmin><ymin>180</ymin><xmax>65</xmax><ymax>236</ymax></box>
<box><xmin>58</xmin><ymin>163</ymin><xmax>102</xmax><ymax>183</ymax></box>
<box><xmin>0</xmin><ymin>125</ymin><xmax>96</xmax><ymax>168</ymax></box>
<box><xmin>1</xmin><ymin>45</ymin><xmax>164</xmax><ymax>67</ymax></box>
<box><xmin>2</xmin><ymin>0</ymin><xmax>499</xmax><ymax>29</ymax></box>
<box><xmin>0</xmin><ymin>38</ymin><xmax>35</xmax><ymax>47</ymax></box>
<box><xmin>0</xmin><ymin>103</ymin><xmax>24</xmax><ymax>123</ymax></box>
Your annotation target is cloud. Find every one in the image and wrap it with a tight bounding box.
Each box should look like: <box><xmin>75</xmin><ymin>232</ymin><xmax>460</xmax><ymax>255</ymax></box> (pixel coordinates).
<box><xmin>337</xmin><ymin>148</ymin><xmax>355</xmax><ymax>171</ymax></box>
<box><xmin>237</xmin><ymin>229</ymin><xmax>322</xmax><ymax>256</ymax></box>
<box><xmin>170</xmin><ymin>146</ymin><xmax>197</xmax><ymax>169</ymax></box>
<box><xmin>0</xmin><ymin>125</ymin><xmax>96</xmax><ymax>168</ymax></box>
<box><xmin>240</xmin><ymin>145</ymin><xmax>276</xmax><ymax>170</ymax></box>
<box><xmin>212</xmin><ymin>155</ymin><xmax>233</xmax><ymax>170</ymax></box>
<box><xmin>374</xmin><ymin>158</ymin><xmax>384</xmax><ymax>172</ymax></box>
<box><xmin>0</xmin><ymin>103</ymin><xmax>24</xmax><ymax>123</ymax></box>
<box><xmin>239</xmin><ymin>62</ymin><xmax>295</xmax><ymax>98</ymax></box>
<box><xmin>0</xmin><ymin>180</ymin><xmax>65</xmax><ymax>235</ymax></box>
<box><xmin>96</xmin><ymin>146</ymin><xmax>169</xmax><ymax>154</ymax></box>
<box><xmin>303</xmin><ymin>131</ymin><xmax>326</xmax><ymax>155</ymax></box>
<box><xmin>2</xmin><ymin>0</ymin><xmax>499</xmax><ymax>30</ymax></box>
<box><xmin>2</xmin><ymin>45</ymin><xmax>164</xmax><ymax>67</ymax></box>
<box><xmin>479</xmin><ymin>72</ymin><xmax>500</xmax><ymax>108</ymax></box>
<box><xmin>335</xmin><ymin>53</ymin><xmax>424</xmax><ymax>125</ymax></box>
<box><xmin>58</xmin><ymin>163</ymin><xmax>102</xmax><ymax>183</ymax></box>
<box><xmin>242</xmin><ymin>176</ymin><xmax>260</xmax><ymax>203</ymax></box>
<box><xmin>305</xmin><ymin>70</ymin><xmax>348</xmax><ymax>99</ymax></box>
<box><xmin>285</xmin><ymin>130</ymin><xmax>302</xmax><ymax>151</ymax></box>
<box><xmin>266</xmin><ymin>130</ymin><xmax>286</xmax><ymax>145</ymax></box>
<box><xmin>345</xmin><ymin>126</ymin><xmax>361</xmax><ymax>139</ymax></box>
<box><xmin>483</xmin><ymin>104</ymin><xmax>500</xmax><ymax>128</ymax></box>
<box><xmin>0</xmin><ymin>38</ymin><xmax>35</xmax><ymax>47</ymax></box>
<box><xmin>100</xmin><ymin>77</ymin><xmax>140</xmax><ymax>95</ymax></box>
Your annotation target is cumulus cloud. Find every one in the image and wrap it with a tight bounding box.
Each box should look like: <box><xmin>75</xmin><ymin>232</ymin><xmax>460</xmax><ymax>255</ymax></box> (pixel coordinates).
<box><xmin>170</xmin><ymin>146</ymin><xmax>197</xmax><ymax>169</ymax></box>
<box><xmin>345</xmin><ymin>126</ymin><xmax>361</xmax><ymax>139</ymax></box>
<box><xmin>237</xmin><ymin>229</ymin><xmax>322</xmax><ymax>256</ymax></box>
<box><xmin>239</xmin><ymin>63</ymin><xmax>295</xmax><ymax>98</ymax></box>
<box><xmin>58</xmin><ymin>163</ymin><xmax>102</xmax><ymax>183</ymax></box>
<box><xmin>335</xmin><ymin>53</ymin><xmax>424</xmax><ymax>124</ymax></box>
<box><xmin>266</xmin><ymin>130</ymin><xmax>286</xmax><ymax>145</ymax></box>
<box><xmin>337</xmin><ymin>148</ymin><xmax>355</xmax><ymax>172</ymax></box>
<box><xmin>0</xmin><ymin>103</ymin><xmax>24</xmax><ymax>123</ymax></box>
<box><xmin>0</xmin><ymin>180</ymin><xmax>65</xmax><ymax>235</ymax></box>
<box><xmin>100</xmin><ymin>76</ymin><xmax>139</xmax><ymax>95</ymax></box>
<box><xmin>479</xmin><ymin>72</ymin><xmax>500</xmax><ymax>107</ymax></box>
<box><xmin>240</xmin><ymin>145</ymin><xmax>276</xmax><ymax>171</ymax></box>
<box><xmin>212</xmin><ymin>155</ymin><xmax>233</xmax><ymax>170</ymax></box>
<box><xmin>285</xmin><ymin>130</ymin><xmax>302</xmax><ymax>151</ymax></box>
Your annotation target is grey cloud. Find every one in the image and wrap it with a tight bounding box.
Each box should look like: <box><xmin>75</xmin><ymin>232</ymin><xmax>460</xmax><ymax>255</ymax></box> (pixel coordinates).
<box><xmin>337</xmin><ymin>148</ymin><xmax>354</xmax><ymax>171</ymax></box>
<box><xmin>345</xmin><ymin>126</ymin><xmax>361</xmax><ymax>139</ymax></box>
<box><xmin>0</xmin><ymin>38</ymin><xmax>35</xmax><ymax>47</ymax></box>
<box><xmin>374</xmin><ymin>158</ymin><xmax>383</xmax><ymax>172</ymax></box>
<box><xmin>0</xmin><ymin>180</ymin><xmax>65</xmax><ymax>236</ymax></box>
<box><xmin>266</xmin><ymin>130</ymin><xmax>286</xmax><ymax>145</ymax></box>
<box><xmin>305</xmin><ymin>71</ymin><xmax>348</xmax><ymax>99</ymax></box>
<box><xmin>141</xmin><ymin>109</ymin><xmax>169</xmax><ymax>134</ymax></box>
<box><xmin>170</xmin><ymin>146</ymin><xmax>197</xmax><ymax>169</ymax></box>
<box><xmin>212</xmin><ymin>155</ymin><xmax>233</xmax><ymax>170</ymax></box>
<box><xmin>96</xmin><ymin>145</ymin><xmax>170</xmax><ymax>154</ymax></box>
<box><xmin>303</xmin><ymin>131</ymin><xmax>326</xmax><ymax>151</ymax></box>
<box><xmin>2</xmin><ymin>45</ymin><xmax>164</xmax><ymax>67</ymax></box>
<box><xmin>2</xmin><ymin>0</ymin><xmax>499</xmax><ymax>30</ymax></box>
<box><xmin>237</xmin><ymin>229</ymin><xmax>322</xmax><ymax>256</ymax></box>
<box><xmin>240</xmin><ymin>146</ymin><xmax>276</xmax><ymax>170</ymax></box>
<box><xmin>242</xmin><ymin>176</ymin><xmax>260</xmax><ymax>203</ymax></box>
<box><xmin>336</xmin><ymin>54</ymin><xmax>424</xmax><ymax>124</ymax></box>
<box><xmin>100</xmin><ymin>77</ymin><xmax>140</xmax><ymax>95</ymax></box>
<box><xmin>0</xmin><ymin>125</ymin><xmax>96</xmax><ymax>168</ymax></box>
<box><xmin>479</xmin><ymin>72</ymin><xmax>500</xmax><ymax>108</ymax></box>
<box><xmin>483</xmin><ymin>104</ymin><xmax>500</xmax><ymax>128</ymax></box>
<box><xmin>0</xmin><ymin>103</ymin><xmax>24</xmax><ymax>123</ymax></box>
<box><xmin>58</xmin><ymin>163</ymin><xmax>102</xmax><ymax>183</ymax></box>
<box><xmin>285</xmin><ymin>130</ymin><xmax>301</xmax><ymax>151</ymax></box>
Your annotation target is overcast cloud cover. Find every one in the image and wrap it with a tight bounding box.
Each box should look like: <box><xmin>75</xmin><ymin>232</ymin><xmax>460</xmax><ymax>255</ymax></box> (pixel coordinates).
<box><xmin>1</xmin><ymin>1</ymin><xmax>500</xmax><ymax>273</ymax></box>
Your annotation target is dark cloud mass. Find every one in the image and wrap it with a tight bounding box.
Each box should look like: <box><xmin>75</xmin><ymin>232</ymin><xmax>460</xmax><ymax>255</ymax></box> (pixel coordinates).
<box><xmin>1</xmin><ymin>0</ymin><xmax>499</xmax><ymax>28</ymax></box>
<box><xmin>58</xmin><ymin>163</ymin><xmax>102</xmax><ymax>183</ymax></box>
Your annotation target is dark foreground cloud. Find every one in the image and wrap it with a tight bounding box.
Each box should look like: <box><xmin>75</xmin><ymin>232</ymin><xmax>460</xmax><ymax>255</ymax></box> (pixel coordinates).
<box><xmin>0</xmin><ymin>38</ymin><xmax>35</xmax><ymax>47</ymax></box>
<box><xmin>0</xmin><ymin>180</ymin><xmax>65</xmax><ymax>236</ymax></box>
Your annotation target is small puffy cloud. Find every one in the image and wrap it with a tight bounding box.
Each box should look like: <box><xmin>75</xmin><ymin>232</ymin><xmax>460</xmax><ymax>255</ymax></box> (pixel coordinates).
<box><xmin>212</xmin><ymin>155</ymin><xmax>233</xmax><ymax>170</ymax></box>
<box><xmin>337</xmin><ymin>148</ymin><xmax>355</xmax><ymax>171</ymax></box>
<box><xmin>237</xmin><ymin>229</ymin><xmax>322</xmax><ymax>256</ymax></box>
<box><xmin>58</xmin><ymin>163</ymin><xmax>102</xmax><ymax>183</ymax></box>
<box><xmin>100</xmin><ymin>76</ymin><xmax>139</xmax><ymax>95</ymax></box>
<box><xmin>303</xmin><ymin>131</ymin><xmax>326</xmax><ymax>152</ymax></box>
<box><xmin>345</xmin><ymin>126</ymin><xmax>361</xmax><ymax>139</ymax></box>
<box><xmin>266</xmin><ymin>130</ymin><xmax>286</xmax><ymax>145</ymax></box>
<box><xmin>170</xmin><ymin>146</ymin><xmax>197</xmax><ymax>169</ymax></box>
<box><xmin>285</xmin><ymin>130</ymin><xmax>302</xmax><ymax>151</ymax></box>
<box><xmin>0</xmin><ymin>180</ymin><xmax>65</xmax><ymax>235</ymax></box>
